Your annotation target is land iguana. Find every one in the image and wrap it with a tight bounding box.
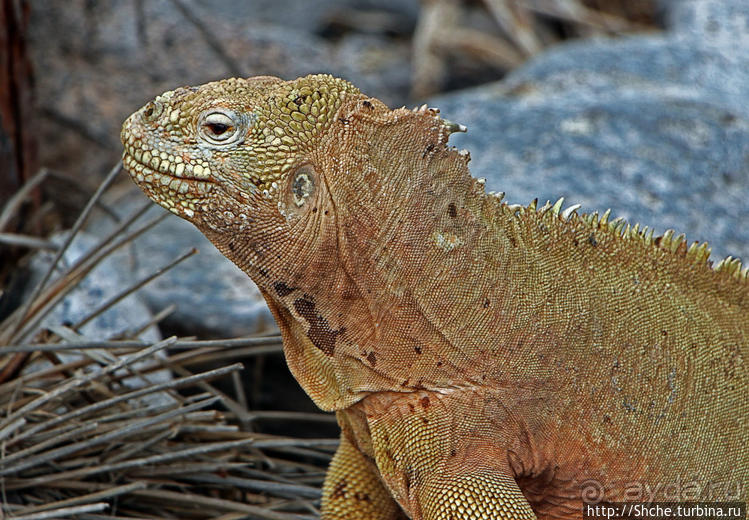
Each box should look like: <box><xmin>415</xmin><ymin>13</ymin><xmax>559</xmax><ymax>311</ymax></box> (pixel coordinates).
<box><xmin>121</xmin><ymin>74</ymin><xmax>748</xmax><ymax>519</ymax></box>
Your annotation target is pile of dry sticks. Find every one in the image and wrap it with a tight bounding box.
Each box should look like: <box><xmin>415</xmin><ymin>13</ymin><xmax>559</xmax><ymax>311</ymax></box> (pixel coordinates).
<box><xmin>1</xmin><ymin>166</ymin><xmax>336</xmax><ymax>520</ymax></box>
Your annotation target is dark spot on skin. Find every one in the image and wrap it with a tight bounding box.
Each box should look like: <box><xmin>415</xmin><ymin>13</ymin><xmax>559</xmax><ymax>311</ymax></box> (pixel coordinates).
<box><xmin>339</xmin><ymin>117</ymin><xmax>349</xmax><ymax>124</ymax></box>
<box><xmin>273</xmin><ymin>281</ymin><xmax>296</xmax><ymax>297</ymax></box>
<box><xmin>509</xmin><ymin>235</ymin><xmax>517</xmax><ymax>247</ymax></box>
<box><xmin>423</xmin><ymin>143</ymin><xmax>435</xmax><ymax>158</ymax></box>
<box><xmin>312</xmin><ymin>207</ymin><xmax>318</xmax><ymax>213</ymax></box>
<box><xmin>408</xmin><ymin>403</ymin><xmax>416</xmax><ymax>413</ymax></box>
<box><xmin>588</xmin><ymin>233</ymin><xmax>598</xmax><ymax>247</ymax></box>
<box><xmin>420</xmin><ymin>396</ymin><xmax>430</xmax><ymax>409</ymax></box>
<box><xmin>450</xmin><ymin>449</ymin><xmax>457</xmax><ymax>457</ymax></box>
<box><xmin>401</xmin><ymin>379</ymin><xmax>410</xmax><ymax>387</ymax></box>
<box><xmin>362</xmin><ymin>99</ymin><xmax>373</xmax><ymax>109</ymax></box>
<box><xmin>436</xmin><ymin>361</ymin><xmax>443</xmax><ymax>367</ymax></box>
<box><xmin>573</xmin><ymin>238</ymin><xmax>579</xmax><ymax>247</ymax></box>
<box><xmin>324</xmin><ymin>210</ymin><xmax>329</xmax><ymax>215</ymax></box>
<box><xmin>414</xmin><ymin>345</ymin><xmax>422</xmax><ymax>354</ymax></box>
<box><xmin>447</xmin><ymin>202</ymin><xmax>457</xmax><ymax>218</ymax></box>
<box><xmin>483</xmin><ymin>298</ymin><xmax>490</xmax><ymax>308</ymax></box>
<box><xmin>354</xmin><ymin>492</ymin><xmax>371</xmax><ymax>502</ymax></box>
<box><xmin>258</xmin><ymin>268</ymin><xmax>269</xmax><ymax>277</ymax></box>
<box><xmin>293</xmin><ymin>295</ymin><xmax>344</xmax><ymax>356</ymax></box>
<box><xmin>366</xmin><ymin>351</ymin><xmax>377</xmax><ymax>366</ymax></box>
<box><xmin>248</xmin><ymin>240</ymin><xmax>265</xmax><ymax>258</ymax></box>
<box><xmin>422</xmin><ymin>417</ymin><xmax>429</xmax><ymax>424</ymax></box>
<box><xmin>331</xmin><ymin>480</ymin><xmax>347</xmax><ymax>499</ymax></box>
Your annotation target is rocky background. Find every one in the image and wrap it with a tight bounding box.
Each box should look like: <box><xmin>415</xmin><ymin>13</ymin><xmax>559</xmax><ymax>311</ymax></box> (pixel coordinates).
<box><xmin>2</xmin><ymin>0</ymin><xmax>748</xmax><ymax>430</ymax></box>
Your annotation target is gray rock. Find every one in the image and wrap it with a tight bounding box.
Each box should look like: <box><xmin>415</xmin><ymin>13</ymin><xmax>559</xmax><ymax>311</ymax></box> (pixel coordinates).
<box><xmin>126</xmin><ymin>204</ymin><xmax>275</xmax><ymax>338</ymax></box>
<box><xmin>25</xmin><ymin>231</ymin><xmax>172</xmax><ymax>404</ymax></box>
<box><xmin>430</xmin><ymin>0</ymin><xmax>749</xmax><ymax>263</ymax></box>
<box><xmin>92</xmin><ymin>190</ymin><xmax>274</xmax><ymax>338</ymax></box>
<box><xmin>40</xmin><ymin>187</ymin><xmax>273</xmax><ymax>340</ymax></box>
<box><xmin>332</xmin><ymin>33</ymin><xmax>413</xmax><ymax>108</ymax></box>
<box><xmin>193</xmin><ymin>0</ymin><xmax>419</xmax><ymax>35</ymax></box>
<box><xmin>28</xmin><ymin>231</ymin><xmax>162</xmax><ymax>344</ymax></box>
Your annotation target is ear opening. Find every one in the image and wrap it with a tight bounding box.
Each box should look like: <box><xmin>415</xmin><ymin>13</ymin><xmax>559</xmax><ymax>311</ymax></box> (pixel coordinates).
<box><xmin>281</xmin><ymin>163</ymin><xmax>319</xmax><ymax>220</ymax></box>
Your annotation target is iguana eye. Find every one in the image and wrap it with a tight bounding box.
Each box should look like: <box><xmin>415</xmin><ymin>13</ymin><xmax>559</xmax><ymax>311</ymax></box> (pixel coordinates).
<box><xmin>198</xmin><ymin>110</ymin><xmax>243</xmax><ymax>145</ymax></box>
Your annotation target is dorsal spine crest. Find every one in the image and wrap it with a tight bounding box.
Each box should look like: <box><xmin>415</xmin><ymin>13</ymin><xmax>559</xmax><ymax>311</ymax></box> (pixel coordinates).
<box><xmin>484</xmin><ymin>192</ymin><xmax>747</xmax><ymax>283</ymax></box>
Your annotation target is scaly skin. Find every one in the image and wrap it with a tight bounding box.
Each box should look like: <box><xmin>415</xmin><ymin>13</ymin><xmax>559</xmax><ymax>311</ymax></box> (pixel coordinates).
<box><xmin>121</xmin><ymin>74</ymin><xmax>748</xmax><ymax>519</ymax></box>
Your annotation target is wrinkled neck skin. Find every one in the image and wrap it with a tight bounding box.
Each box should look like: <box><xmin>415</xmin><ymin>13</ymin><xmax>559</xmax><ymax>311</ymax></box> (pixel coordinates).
<box><xmin>206</xmin><ymin>97</ymin><xmax>554</xmax><ymax>412</ymax></box>
<box><xmin>199</xmin><ymin>97</ymin><xmax>554</xmax><ymax>412</ymax></box>
<box><xmin>319</xmin><ymin>102</ymin><xmax>555</xmax><ymax>404</ymax></box>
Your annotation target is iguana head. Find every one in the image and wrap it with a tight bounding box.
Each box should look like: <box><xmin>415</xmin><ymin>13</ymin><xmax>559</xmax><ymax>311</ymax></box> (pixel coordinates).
<box><xmin>122</xmin><ymin>74</ymin><xmax>469</xmax><ymax>409</ymax></box>
<box><xmin>121</xmin><ymin>74</ymin><xmax>361</xmax><ymax>233</ymax></box>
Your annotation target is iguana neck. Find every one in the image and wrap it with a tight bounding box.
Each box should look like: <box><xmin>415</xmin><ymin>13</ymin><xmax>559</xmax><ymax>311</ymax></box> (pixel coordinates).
<box><xmin>310</xmin><ymin>106</ymin><xmax>556</xmax><ymax>401</ymax></box>
<box><xmin>321</xmin><ymin>103</ymin><xmax>748</xmax><ymax>411</ymax></box>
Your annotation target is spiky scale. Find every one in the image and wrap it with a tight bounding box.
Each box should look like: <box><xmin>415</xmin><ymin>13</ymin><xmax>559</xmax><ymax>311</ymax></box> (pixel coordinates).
<box><xmin>561</xmin><ymin>203</ymin><xmax>581</xmax><ymax>221</ymax></box>
<box><xmin>551</xmin><ymin>197</ymin><xmax>565</xmax><ymax>217</ymax></box>
<box><xmin>600</xmin><ymin>208</ymin><xmax>612</xmax><ymax>226</ymax></box>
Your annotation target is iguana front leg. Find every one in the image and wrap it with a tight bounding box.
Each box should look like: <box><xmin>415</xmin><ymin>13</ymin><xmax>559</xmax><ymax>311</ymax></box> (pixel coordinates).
<box><xmin>417</xmin><ymin>445</ymin><xmax>537</xmax><ymax>520</ymax></box>
<box><xmin>359</xmin><ymin>390</ymin><xmax>538</xmax><ymax>520</ymax></box>
<box><xmin>322</xmin><ymin>433</ymin><xmax>408</xmax><ymax>519</ymax></box>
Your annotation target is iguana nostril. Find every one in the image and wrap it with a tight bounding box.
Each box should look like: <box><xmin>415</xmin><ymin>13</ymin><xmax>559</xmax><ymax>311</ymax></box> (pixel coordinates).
<box><xmin>142</xmin><ymin>100</ymin><xmax>162</xmax><ymax>121</ymax></box>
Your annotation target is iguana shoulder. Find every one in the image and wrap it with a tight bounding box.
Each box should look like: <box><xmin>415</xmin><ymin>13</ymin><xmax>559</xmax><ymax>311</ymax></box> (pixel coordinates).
<box><xmin>122</xmin><ymin>74</ymin><xmax>748</xmax><ymax>519</ymax></box>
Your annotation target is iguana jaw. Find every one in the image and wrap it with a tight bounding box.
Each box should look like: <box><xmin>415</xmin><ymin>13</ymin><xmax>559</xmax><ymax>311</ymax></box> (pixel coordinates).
<box><xmin>121</xmin><ymin>148</ymin><xmax>217</xmax><ymax>218</ymax></box>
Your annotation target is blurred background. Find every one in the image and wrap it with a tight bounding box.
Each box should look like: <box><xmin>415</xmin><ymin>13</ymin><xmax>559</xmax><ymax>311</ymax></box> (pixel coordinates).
<box><xmin>1</xmin><ymin>1</ymin><xmax>748</xmax><ymax>517</ymax></box>
<box><xmin>4</xmin><ymin>0</ymin><xmax>660</xmax><ymax>204</ymax></box>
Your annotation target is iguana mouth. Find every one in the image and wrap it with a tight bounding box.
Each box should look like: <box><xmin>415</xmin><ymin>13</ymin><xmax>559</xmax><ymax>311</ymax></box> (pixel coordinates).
<box><xmin>122</xmin><ymin>149</ymin><xmax>215</xmax><ymax>189</ymax></box>
<box><xmin>121</xmin><ymin>147</ymin><xmax>215</xmax><ymax>219</ymax></box>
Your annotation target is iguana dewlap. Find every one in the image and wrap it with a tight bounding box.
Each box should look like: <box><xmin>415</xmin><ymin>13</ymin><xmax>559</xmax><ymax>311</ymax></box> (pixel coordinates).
<box><xmin>121</xmin><ymin>74</ymin><xmax>748</xmax><ymax>519</ymax></box>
